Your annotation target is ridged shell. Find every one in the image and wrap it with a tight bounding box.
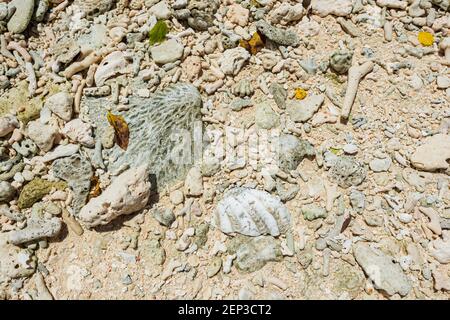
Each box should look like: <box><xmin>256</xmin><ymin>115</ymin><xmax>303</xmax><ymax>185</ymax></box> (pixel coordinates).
<box><xmin>216</xmin><ymin>188</ymin><xmax>291</xmax><ymax>237</ymax></box>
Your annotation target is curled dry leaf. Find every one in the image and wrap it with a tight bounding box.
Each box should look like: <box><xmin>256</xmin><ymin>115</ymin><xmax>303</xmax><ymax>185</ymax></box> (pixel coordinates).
<box><xmin>88</xmin><ymin>175</ymin><xmax>102</xmax><ymax>200</ymax></box>
<box><xmin>240</xmin><ymin>31</ymin><xmax>265</xmax><ymax>55</ymax></box>
<box><xmin>107</xmin><ymin>112</ymin><xmax>129</xmax><ymax>150</ymax></box>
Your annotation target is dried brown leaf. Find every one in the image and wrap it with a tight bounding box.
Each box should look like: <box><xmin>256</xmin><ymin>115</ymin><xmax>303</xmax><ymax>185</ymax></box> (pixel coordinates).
<box><xmin>107</xmin><ymin>112</ymin><xmax>129</xmax><ymax>150</ymax></box>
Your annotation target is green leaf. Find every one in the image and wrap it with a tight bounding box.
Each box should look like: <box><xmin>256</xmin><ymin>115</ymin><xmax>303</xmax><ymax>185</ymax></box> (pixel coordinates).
<box><xmin>149</xmin><ymin>20</ymin><xmax>168</xmax><ymax>46</ymax></box>
<box><xmin>329</xmin><ymin>147</ymin><xmax>341</xmax><ymax>155</ymax></box>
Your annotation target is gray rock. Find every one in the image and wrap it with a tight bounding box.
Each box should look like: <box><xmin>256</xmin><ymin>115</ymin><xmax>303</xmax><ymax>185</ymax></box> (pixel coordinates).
<box><xmin>287</xmin><ymin>94</ymin><xmax>325</xmax><ymax>122</ymax></box>
<box><xmin>256</xmin><ymin>20</ymin><xmax>299</xmax><ymax>47</ymax></box>
<box><xmin>437</xmin><ymin>75</ymin><xmax>450</xmax><ymax>89</ymax></box>
<box><xmin>140</xmin><ymin>239</ymin><xmax>166</xmax><ymax>266</ymax></box>
<box><xmin>330</xmin><ymin>50</ymin><xmax>353</xmax><ymax>74</ymax></box>
<box><xmin>84</xmin><ymin>83</ymin><xmax>202</xmax><ymax>189</ymax></box>
<box><xmin>0</xmin><ymin>235</ymin><xmax>36</xmax><ymax>280</ymax></box>
<box><xmin>350</xmin><ymin>189</ymin><xmax>365</xmax><ymax>213</ymax></box>
<box><xmin>8</xmin><ymin>216</ymin><xmax>62</xmax><ymax>245</ymax></box>
<box><xmin>221</xmin><ymin>34</ymin><xmax>239</xmax><ymax>49</ymax></box>
<box><xmin>201</xmin><ymin>158</ymin><xmax>221</xmax><ymax>176</ymax></box>
<box><xmin>184</xmin><ymin>167</ymin><xmax>203</xmax><ymax>196</ymax></box>
<box><xmin>152</xmin><ymin>207</ymin><xmax>175</xmax><ymax>227</ymax></box>
<box><xmin>7</xmin><ymin>0</ymin><xmax>34</xmax><ymax>34</ymax></box>
<box><xmin>255</xmin><ymin>101</ymin><xmax>280</xmax><ymax>129</ymax></box>
<box><xmin>149</xmin><ymin>1</ymin><xmax>172</xmax><ymax>19</ymax></box>
<box><xmin>194</xmin><ymin>223</ymin><xmax>209</xmax><ymax>248</ymax></box>
<box><xmin>278</xmin><ymin>134</ymin><xmax>315</xmax><ymax>172</ymax></box>
<box><xmin>150</xmin><ymin>39</ymin><xmax>184</xmax><ymax>65</ymax></box>
<box><xmin>230</xmin><ymin>98</ymin><xmax>253</xmax><ymax>112</ymax></box>
<box><xmin>0</xmin><ymin>3</ymin><xmax>7</xmax><ymax>21</ymax></box>
<box><xmin>34</xmin><ymin>0</ymin><xmax>49</xmax><ymax>22</ymax></box>
<box><xmin>276</xmin><ymin>182</ymin><xmax>299</xmax><ymax>202</ymax></box>
<box><xmin>329</xmin><ymin>156</ymin><xmax>367</xmax><ymax>188</ymax></box>
<box><xmin>270</xmin><ymin>83</ymin><xmax>287</xmax><ymax>109</ymax></box>
<box><xmin>12</xmin><ymin>139</ymin><xmax>38</xmax><ymax>157</ymax></box>
<box><xmin>353</xmin><ymin>243</ymin><xmax>412</xmax><ymax>297</ymax></box>
<box><xmin>52</xmin><ymin>154</ymin><xmax>93</xmax><ymax>215</ymax></box>
<box><xmin>207</xmin><ymin>256</ymin><xmax>222</xmax><ymax>277</ymax></box>
<box><xmin>51</xmin><ymin>37</ymin><xmax>81</xmax><ymax>65</ymax></box>
<box><xmin>228</xmin><ymin>236</ymin><xmax>282</xmax><ymax>273</ymax></box>
<box><xmin>74</xmin><ymin>0</ymin><xmax>115</xmax><ymax>19</ymax></box>
<box><xmin>186</xmin><ymin>0</ymin><xmax>220</xmax><ymax>30</ymax></box>
<box><xmin>0</xmin><ymin>181</ymin><xmax>16</xmax><ymax>202</ymax></box>
<box><xmin>45</xmin><ymin>92</ymin><xmax>73</xmax><ymax>122</ymax></box>
<box><xmin>302</xmin><ymin>204</ymin><xmax>327</xmax><ymax>221</ymax></box>
<box><xmin>299</xmin><ymin>58</ymin><xmax>318</xmax><ymax>75</ymax></box>
<box><xmin>369</xmin><ymin>157</ymin><xmax>392</xmax><ymax>172</ymax></box>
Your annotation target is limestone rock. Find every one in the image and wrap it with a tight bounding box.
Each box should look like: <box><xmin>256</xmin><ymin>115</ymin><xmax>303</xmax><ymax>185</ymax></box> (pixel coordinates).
<box><xmin>95</xmin><ymin>51</ymin><xmax>132</xmax><ymax>86</ymax></box>
<box><xmin>410</xmin><ymin>134</ymin><xmax>450</xmax><ymax>171</ymax></box>
<box><xmin>329</xmin><ymin>156</ymin><xmax>367</xmax><ymax>188</ymax></box>
<box><xmin>226</xmin><ymin>3</ymin><xmax>249</xmax><ymax>27</ymax></box>
<box><xmin>428</xmin><ymin>234</ymin><xmax>450</xmax><ymax>264</ymax></box>
<box><xmin>74</xmin><ymin>0</ymin><xmax>116</xmax><ymax>19</ymax></box>
<box><xmin>255</xmin><ymin>101</ymin><xmax>280</xmax><ymax>129</ymax></box>
<box><xmin>255</xmin><ymin>20</ymin><xmax>299</xmax><ymax>47</ymax></box>
<box><xmin>62</xmin><ymin>119</ymin><xmax>95</xmax><ymax>148</ymax></box>
<box><xmin>302</xmin><ymin>204</ymin><xmax>327</xmax><ymax>221</ymax></box>
<box><xmin>45</xmin><ymin>92</ymin><xmax>73</xmax><ymax>122</ymax></box>
<box><xmin>330</xmin><ymin>50</ymin><xmax>353</xmax><ymax>74</ymax></box>
<box><xmin>150</xmin><ymin>39</ymin><xmax>184</xmax><ymax>65</ymax></box>
<box><xmin>26</xmin><ymin>121</ymin><xmax>58</xmax><ymax>153</ymax></box>
<box><xmin>219</xmin><ymin>47</ymin><xmax>250</xmax><ymax>76</ymax></box>
<box><xmin>268</xmin><ymin>2</ymin><xmax>304</xmax><ymax>25</ymax></box>
<box><xmin>0</xmin><ymin>115</ymin><xmax>19</xmax><ymax>138</ymax></box>
<box><xmin>0</xmin><ymin>235</ymin><xmax>36</xmax><ymax>281</ymax></box>
<box><xmin>149</xmin><ymin>1</ymin><xmax>172</xmax><ymax>19</ymax></box>
<box><xmin>52</xmin><ymin>154</ymin><xmax>93</xmax><ymax>215</ymax></box>
<box><xmin>215</xmin><ymin>188</ymin><xmax>291</xmax><ymax>237</ymax></box>
<box><xmin>79</xmin><ymin>165</ymin><xmax>151</xmax><ymax>228</ymax></box>
<box><xmin>7</xmin><ymin>0</ymin><xmax>34</xmax><ymax>34</ymax></box>
<box><xmin>287</xmin><ymin>94</ymin><xmax>325</xmax><ymax>123</ymax></box>
<box><xmin>8</xmin><ymin>217</ymin><xmax>62</xmax><ymax>245</ymax></box>
<box><xmin>51</xmin><ymin>37</ymin><xmax>81</xmax><ymax>65</ymax></box>
<box><xmin>369</xmin><ymin>157</ymin><xmax>392</xmax><ymax>172</ymax></box>
<box><xmin>0</xmin><ymin>181</ymin><xmax>16</xmax><ymax>203</ymax></box>
<box><xmin>311</xmin><ymin>0</ymin><xmax>354</xmax><ymax>17</ymax></box>
<box><xmin>184</xmin><ymin>167</ymin><xmax>203</xmax><ymax>196</ymax></box>
<box><xmin>278</xmin><ymin>134</ymin><xmax>315</xmax><ymax>172</ymax></box>
<box><xmin>227</xmin><ymin>236</ymin><xmax>282</xmax><ymax>273</ymax></box>
<box><xmin>185</xmin><ymin>0</ymin><xmax>220</xmax><ymax>31</ymax></box>
<box><xmin>353</xmin><ymin>242</ymin><xmax>412</xmax><ymax>296</ymax></box>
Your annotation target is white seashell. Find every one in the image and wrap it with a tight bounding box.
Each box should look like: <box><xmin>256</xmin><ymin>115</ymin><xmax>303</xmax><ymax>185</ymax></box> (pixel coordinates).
<box><xmin>215</xmin><ymin>188</ymin><xmax>291</xmax><ymax>237</ymax></box>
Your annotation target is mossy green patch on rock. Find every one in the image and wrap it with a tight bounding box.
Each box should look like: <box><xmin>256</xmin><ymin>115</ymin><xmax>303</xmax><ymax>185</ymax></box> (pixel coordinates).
<box><xmin>0</xmin><ymin>81</ymin><xmax>70</xmax><ymax>125</ymax></box>
<box><xmin>18</xmin><ymin>178</ymin><xmax>67</xmax><ymax>209</ymax></box>
<box><xmin>0</xmin><ymin>81</ymin><xmax>42</xmax><ymax>124</ymax></box>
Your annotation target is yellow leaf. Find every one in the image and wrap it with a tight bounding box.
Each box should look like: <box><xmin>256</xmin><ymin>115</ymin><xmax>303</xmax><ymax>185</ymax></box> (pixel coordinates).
<box><xmin>250</xmin><ymin>0</ymin><xmax>261</xmax><ymax>8</ymax></box>
<box><xmin>107</xmin><ymin>112</ymin><xmax>130</xmax><ymax>150</ymax></box>
<box><xmin>418</xmin><ymin>31</ymin><xmax>434</xmax><ymax>46</ymax></box>
<box><xmin>240</xmin><ymin>31</ymin><xmax>265</xmax><ymax>55</ymax></box>
<box><xmin>88</xmin><ymin>175</ymin><xmax>102</xmax><ymax>200</ymax></box>
<box><xmin>294</xmin><ymin>88</ymin><xmax>308</xmax><ymax>100</ymax></box>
